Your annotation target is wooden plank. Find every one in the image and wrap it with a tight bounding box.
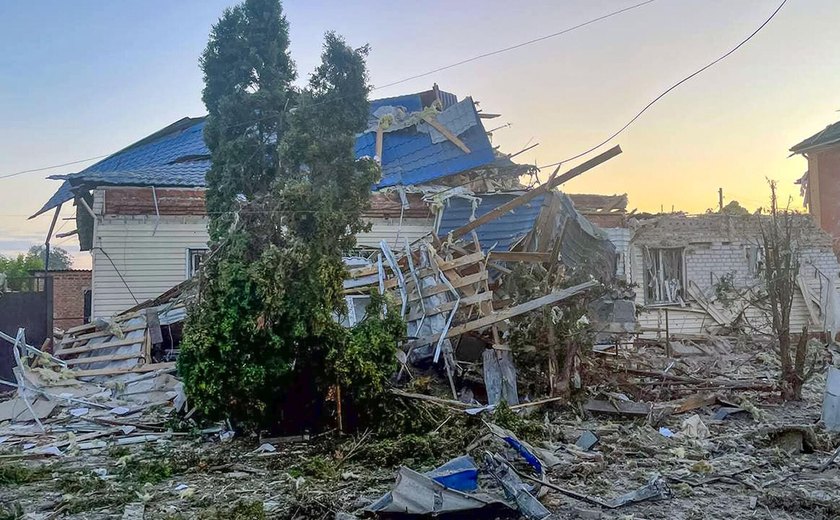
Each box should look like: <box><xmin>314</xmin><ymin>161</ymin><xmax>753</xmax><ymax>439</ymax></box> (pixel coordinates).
<box><xmin>73</xmin><ymin>362</ymin><xmax>176</xmax><ymax>378</ymax></box>
<box><xmin>61</xmin><ymin>324</ymin><xmax>147</xmax><ymax>346</ymax></box>
<box><xmin>444</xmin><ymin>145</ymin><xmax>621</xmax><ymax>241</ymax></box>
<box><xmin>489</xmin><ymin>251</ymin><xmax>552</xmax><ymax>263</ymax></box>
<box><xmin>583</xmin><ymin>398</ymin><xmax>651</xmax><ymax>416</ymax></box>
<box><xmin>63</xmin><ymin>352</ymin><xmax>144</xmax><ymax>367</ymax></box>
<box><xmin>406</xmin><ymin>292</ymin><xmax>493</xmax><ymax>321</ymax></box>
<box><xmin>686</xmin><ymin>283</ymin><xmax>731</xmax><ymax>326</ymax></box>
<box><xmin>421</xmin><ymin>114</ymin><xmax>471</xmax><ymax>153</ymax></box>
<box><xmin>55</xmin><ymin>336</ymin><xmax>146</xmax><ymax>357</ymax></box>
<box><xmin>375</xmin><ymin>126</ymin><xmax>384</xmax><ymax>164</ymax></box>
<box><xmin>404</xmin><ymin>280</ymin><xmax>598</xmax><ymax>348</ymax></box>
<box><xmin>407</xmin><ymin>271</ymin><xmax>488</xmax><ymax>302</ymax></box>
<box><xmin>64</xmin><ymin>322</ymin><xmax>98</xmax><ymax>335</ymax></box>
<box><xmin>435</xmin><ymin>251</ymin><xmax>485</xmax><ymax>272</ymax></box>
<box><xmin>796</xmin><ymin>275</ymin><xmax>821</xmax><ymax>326</ymax></box>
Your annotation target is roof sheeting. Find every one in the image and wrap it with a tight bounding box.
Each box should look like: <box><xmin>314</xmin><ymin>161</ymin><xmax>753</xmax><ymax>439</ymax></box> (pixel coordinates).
<box><xmin>31</xmin><ymin>180</ymin><xmax>76</xmax><ymax>219</ymax></box>
<box><xmin>791</xmin><ymin>120</ymin><xmax>840</xmax><ymax>154</ymax></box>
<box><xmin>436</xmin><ymin>192</ymin><xmax>546</xmax><ymax>252</ymax></box>
<box><xmin>35</xmin><ymin>88</ymin><xmax>497</xmax><ymax>218</ymax></box>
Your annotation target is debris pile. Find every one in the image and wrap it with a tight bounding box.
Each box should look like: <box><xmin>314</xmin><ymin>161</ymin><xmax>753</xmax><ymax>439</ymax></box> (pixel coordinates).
<box><xmin>0</xmin><ymin>300</ymin><xmax>188</xmax><ymax>457</ymax></box>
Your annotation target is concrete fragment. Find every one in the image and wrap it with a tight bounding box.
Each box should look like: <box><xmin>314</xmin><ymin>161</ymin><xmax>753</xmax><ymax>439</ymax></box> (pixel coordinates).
<box><xmin>575</xmin><ymin>431</ymin><xmax>599</xmax><ymax>451</ymax></box>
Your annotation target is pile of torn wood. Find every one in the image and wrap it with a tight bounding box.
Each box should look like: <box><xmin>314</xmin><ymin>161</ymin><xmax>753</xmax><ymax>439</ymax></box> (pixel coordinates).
<box><xmin>582</xmin><ymin>334</ymin><xmax>783</xmax><ymax>421</ymax></box>
<box><xmin>344</xmin><ymin>234</ymin><xmax>597</xmax><ymax>408</ymax></box>
<box><xmin>0</xmin><ymin>309</ymin><xmax>188</xmax><ymax>455</ymax></box>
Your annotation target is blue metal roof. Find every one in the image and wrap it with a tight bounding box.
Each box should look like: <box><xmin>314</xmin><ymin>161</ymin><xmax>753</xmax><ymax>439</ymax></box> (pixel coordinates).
<box><xmin>68</xmin><ymin>161</ymin><xmax>211</xmax><ymax>188</ymax></box>
<box><xmin>436</xmin><ymin>192</ymin><xmax>546</xmax><ymax>252</ymax></box>
<box><xmin>35</xmin><ymin>88</ymin><xmax>496</xmax><ymax>217</ymax></box>
<box><xmin>31</xmin><ymin>180</ymin><xmax>76</xmax><ymax>218</ymax></box>
<box><xmin>357</xmin><ymin>97</ymin><xmax>495</xmax><ymax>188</ymax></box>
<box><xmin>81</xmin><ymin>118</ymin><xmax>208</xmax><ymax>176</ymax></box>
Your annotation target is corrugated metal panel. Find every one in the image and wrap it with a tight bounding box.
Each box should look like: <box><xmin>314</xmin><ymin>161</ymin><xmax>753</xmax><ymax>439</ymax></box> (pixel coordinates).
<box><xmin>91</xmin><ymin>215</ymin><xmax>209</xmax><ymax>318</ymax></box>
<box><xmin>358</xmin><ymin>98</ymin><xmax>496</xmax><ymax>188</ymax></box>
<box><xmin>436</xmin><ymin>193</ymin><xmax>545</xmax><ymax>252</ymax></box>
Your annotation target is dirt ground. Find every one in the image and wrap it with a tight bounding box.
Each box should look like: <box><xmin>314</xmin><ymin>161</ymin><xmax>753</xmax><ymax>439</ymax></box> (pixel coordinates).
<box><xmin>2</xmin><ymin>340</ymin><xmax>839</xmax><ymax>520</ymax></box>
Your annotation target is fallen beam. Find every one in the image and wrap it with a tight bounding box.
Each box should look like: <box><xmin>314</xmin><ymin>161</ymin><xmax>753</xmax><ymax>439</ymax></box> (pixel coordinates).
<box><xmin>403</xmin><ymin>280</ymin><xmax>598</xmax><ymax>349</ymax></box>
<box><xmin>443</xmin><ymin>145</ymin><xmax>621</xmax><ymax>241</ymax></box>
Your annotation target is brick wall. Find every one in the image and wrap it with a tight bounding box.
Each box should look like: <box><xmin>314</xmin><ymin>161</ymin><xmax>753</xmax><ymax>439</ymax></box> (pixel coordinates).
<box><xmin>50</xmin><ymin>270</ymin><xmax>91</xmax><ymax>330</ymax></box>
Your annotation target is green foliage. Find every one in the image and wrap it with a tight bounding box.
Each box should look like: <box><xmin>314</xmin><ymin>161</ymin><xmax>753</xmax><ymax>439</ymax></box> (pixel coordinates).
<box><xmin>117</xmin><ymin>455</ymin><xmax>174</xmax><ymax>485</ymax></box>
<box><xmin>198</xmin><ymin>501</ymin><xmax>266</xmax><ymax>520</ymax></box>
<box><xmin>720</xmin><ymin>200</ymin><xmax>750</xmax><ymax>216</ymax></box>
<box><xmin>180</xmin><ymin>0</ymin><xmax>399</xmax><ymax>431</ymax></box>
<box><xmin>0</xmin><ymin>502</ymin><xmax>23</xmax><ymax>520</ymax></box>
<box><xmin>491</xmin><ymin>402</ymin><xmax>545</xmax><ymax>442</ymax></box>
<box><xmin>352</xmin><ymin>412</ymin><xmax>479</xmax><ymax>469</ymax></box>
<box><xmin>329</xmin><ymin>294</ymin><xmax>404</xmax><ymax>417</ymax></box>
<box><xmin>503</xmin><ymin>263</ymin><xmax>596</xmax><ymax>397</ymax></box>
<box><xmin>0</xmin><ymin>463</ymin><xmax>43</xmax><ymax>486</ymax></box>
<box><xmin>201</xmin><ymin>0</ymin><xmax>295</xmax><ymax>239</ymax></box>
<box><xmin>0</xmin><ymin>253</ymin><xmax>43</xmax><ymax>291</ymax></box>
<box><xmin>57</xmin><ymin>471</ymin><xmax>106</xmax><ymax>494</ymax></box>
<box><xmin>713</xmin><ymin>271</ymin><xmax>738</xmax><ymax>307</ymax></box>
<box><xmin>26</xmin><ymin>245</ymin><xmax>73</xmax><ymax>270</ymax></box>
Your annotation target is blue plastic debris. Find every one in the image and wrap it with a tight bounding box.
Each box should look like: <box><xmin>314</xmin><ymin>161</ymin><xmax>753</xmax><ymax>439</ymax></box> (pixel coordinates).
<box><xmin>486</xmin><ymin>422</ymin><xmax>543</xmax><ymax>475</ymax></box>
<box><xmin>659</xmin><ymin>427</ymin><xmax>675</xmax><ymax>438</ymax></box>
<box><xmin>427</xmin><ymin>455</ymin><xmax>479</xmax><ymax>492</ymax></box>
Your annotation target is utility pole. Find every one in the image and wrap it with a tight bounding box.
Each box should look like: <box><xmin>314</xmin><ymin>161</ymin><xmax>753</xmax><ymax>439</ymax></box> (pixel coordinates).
<box><xmin>718</xmin><ymin>188</ymin><xmax>724</xmax><ymax>212</ymax></box>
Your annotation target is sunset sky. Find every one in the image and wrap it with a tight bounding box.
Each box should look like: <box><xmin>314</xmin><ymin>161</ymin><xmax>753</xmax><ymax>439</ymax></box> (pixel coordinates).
<box><xmin>1</xmin><ymin>0</ymin><xmax>839</xmax><ymax>268</ymax></box>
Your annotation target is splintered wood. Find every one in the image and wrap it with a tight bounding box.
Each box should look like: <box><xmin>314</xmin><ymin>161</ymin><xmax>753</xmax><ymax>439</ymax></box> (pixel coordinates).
<box><xmin>53</xmin><ymin>307</ymin><xmax>178</xmax><ymax>377</ymax></box>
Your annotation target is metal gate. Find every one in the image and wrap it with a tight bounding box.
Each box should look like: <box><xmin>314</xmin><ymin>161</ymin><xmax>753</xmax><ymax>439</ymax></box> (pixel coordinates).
<box><xmin>0</xmin><ymin>277</ymin><xmax>52</xmax><ymax>391</ymax></box>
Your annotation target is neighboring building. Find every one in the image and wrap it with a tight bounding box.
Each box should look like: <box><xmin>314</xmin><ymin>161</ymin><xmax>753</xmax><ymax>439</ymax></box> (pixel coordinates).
<box><xmin>31</xmin><ymin>87</ymin><xmax>539</xmax><ymax>318</ymax></box>
<box><xmin>46</xmin><ymin>270</ymin><xmax>92</xmax><ymax>330</ymax></box>
<box><xmin>791</xmin><ymin>119</ymin><xmax>840</xmax><ymax>250</ymax></box>
<box><xmin>621</xmin><ymin>213</ymin><xmax>840</xmax><ymax>337</ymax></box>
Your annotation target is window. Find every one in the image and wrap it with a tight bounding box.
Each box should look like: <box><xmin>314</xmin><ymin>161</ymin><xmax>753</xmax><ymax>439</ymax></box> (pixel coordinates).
<box><xmin>187</xmin><ymin>248</ymin><xmax>209</xmax><ymax>278</ymax></box>
<box><xmin>644</xmin><ymin>247</ymin><xmax>685</xmax><ymax>304</ymax></box>
<box><xmin>746</xmin><ymin>245</ymin><xmax>764</xmax><ymax>277</ymax></box>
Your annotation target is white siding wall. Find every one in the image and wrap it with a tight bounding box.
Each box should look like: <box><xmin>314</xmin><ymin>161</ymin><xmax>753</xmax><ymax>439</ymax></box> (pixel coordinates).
<box><xmin>91</xmin><ymin>190</ymin><xmax>209</xmax><ymax>317</ymax></box>
<box><xmin>603</xmin><ymin>227</ymin><xmax>631</xmax><ymax>280</ymax></box>
<box><xmin>356</xmin><ymin>217</ymin><xmax>435</xmax><ymax>249</ymax></box>
<box><xmin>90</xmin><ymin>190</ymin><xmax>435</xmax><ymax>317</ymax></box>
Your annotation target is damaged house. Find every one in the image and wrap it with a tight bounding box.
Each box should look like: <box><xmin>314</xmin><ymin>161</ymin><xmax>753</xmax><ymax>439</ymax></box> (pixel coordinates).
<box><xmin>613</xmin><ymin>212</ymin><xmax>840</xmax><ymax>338</ymax></box>
<box><xmin>32</xmin><ymin>86</ymin><xmax>617</xmax><ymax>322</ymax></box>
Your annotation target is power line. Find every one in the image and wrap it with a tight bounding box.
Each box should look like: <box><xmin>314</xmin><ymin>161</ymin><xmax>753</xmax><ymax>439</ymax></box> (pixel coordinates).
<box><xmin>375</xmin><ymin>0</ymin><xmax>656</xmax><ymax>90</ymax></box>
<box><xmin>538</xmin><ymin>0</ymin><xmax>788</xmax><ymax>170</ymax></box>
<box><xmin>0</xmin><ymin>1</ymin><xmax>656</xmax><ymax>181</ymax></box>
<box><xmin>0</xmin><ymin>154</ymin><xmax>110</xmax><ymax>181</ymax></box>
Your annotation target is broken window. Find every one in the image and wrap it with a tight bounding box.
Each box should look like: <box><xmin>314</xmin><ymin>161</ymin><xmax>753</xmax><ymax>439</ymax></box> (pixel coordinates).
<box><xmin>746</xmin><ymin>244</ymin><xmax>764</xmax><ymax>276</ymax></box>
<box><xmin>187</xmin><ymin>248</ymin><xmax>209</xmax><ymax>278</ymax></box>
<box><xmin>644</xmin><ymin>247</ymin><xmax>685</xmax><ymax>304</ymax></box>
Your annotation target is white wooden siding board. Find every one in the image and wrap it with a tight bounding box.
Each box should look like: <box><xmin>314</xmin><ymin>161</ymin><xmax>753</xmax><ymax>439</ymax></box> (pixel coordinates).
<box><xmin>91</xmin><ymin>215</ymin><xmax>210</xmax><ymax>318</ymax></box>
<box><xmin>356</xmin><ymin>218</ymin><xmax>434</xmax><ymax>249</ymax></box>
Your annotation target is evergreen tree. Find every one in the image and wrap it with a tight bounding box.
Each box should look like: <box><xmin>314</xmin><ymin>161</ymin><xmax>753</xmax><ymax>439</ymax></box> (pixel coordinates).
<box><xmin>179</xmin><ymin>1</ymin><xmax>398</xmax><ymax>430</ymax></box>
<box><xmin>200</xmin><ymin>0</ymin><xmax>295</xmax><ymax>240</ymax></box>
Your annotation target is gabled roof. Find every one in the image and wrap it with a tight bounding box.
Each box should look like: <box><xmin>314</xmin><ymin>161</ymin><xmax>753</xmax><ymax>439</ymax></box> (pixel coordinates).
<box><xmin>790</xmin><ymin>120</ymin><xmax>840</xmax><ymax>154</ymax></box>
<box><xmin>34</xmin><ymin>87</ymin><xmax>497</xmax><ymax>218</ymax></box>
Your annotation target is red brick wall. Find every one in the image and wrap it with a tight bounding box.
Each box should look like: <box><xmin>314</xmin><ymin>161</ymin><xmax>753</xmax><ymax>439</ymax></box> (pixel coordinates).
<box><xmin>104</xmin><ymin>187</ymin><xmax>206</xmax><ymax>216</ymax></box>
<box><xmin>50</xmin><ymin>270</ymin><xmax>91</xmax><ymax>330</ymax></box>
<box><xmin>812</xmin><ymin>147</ymin><xmax>840</xmax><ymax>250</ymax></box>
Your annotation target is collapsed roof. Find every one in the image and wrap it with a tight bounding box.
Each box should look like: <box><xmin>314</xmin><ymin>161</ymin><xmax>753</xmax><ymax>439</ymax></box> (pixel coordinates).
<box><xmin>33</xmin><ymin>86</ymin><xmax>499</xmax><ymax>218</ymax></box>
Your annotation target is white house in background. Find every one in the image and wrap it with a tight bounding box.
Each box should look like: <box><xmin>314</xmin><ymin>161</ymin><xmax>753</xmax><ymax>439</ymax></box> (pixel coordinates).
<box><xmin>609</xmin><ymin>213</ymin><xmax>840</xmax><ymax>338</ymax></box>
